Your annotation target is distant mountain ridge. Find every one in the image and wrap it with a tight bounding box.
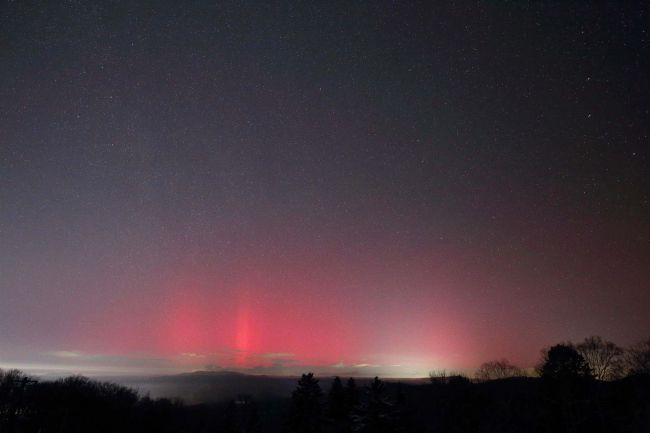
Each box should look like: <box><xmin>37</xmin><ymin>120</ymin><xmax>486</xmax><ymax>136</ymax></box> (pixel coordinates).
<box><xmin>102</xmin><ymin>370</ymin><xmax>427</xmax><ymax>403</ymax></box>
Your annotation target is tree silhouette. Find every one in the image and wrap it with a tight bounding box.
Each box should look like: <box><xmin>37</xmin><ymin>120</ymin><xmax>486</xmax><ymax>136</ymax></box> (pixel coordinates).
<box><xmin>626</xmin><ymin>338</ymin><xmax>650</xmax><ymax>376</ymax></box>
<box><xmin>327</xmin><ymin>376</ymin><xmax>354</xmax><ymax>432</ymax></box>
<box><xmin>392</xmin><ymin>382</ymin><xmax>410</xmax><ymax>433</ymax></box>
<box><xmin>1</xmin><ymin>359</ymin><xmax>650</xmax><ymax>433</ymax></box>
<box><xmin>327</xmin><ymin>376</ymin><xmax>346</xmax><ymax>417</ymax></box>
<box><xmin>475</xmin><ymin>359</ymin><xmax>524</xmax><ymax>381</ymax></box>
<box><xmin>354</xmin><ymin>377</ymin><xmax>395</xmax><ymax>433</ymax></box>
<box><xmin>536</xmin><ymin>344</ymin><xmax>596</xmax><ymax>433</ymax></box>
<box><xmin>576</xmin><ymin>336</ymin><xmax>624</xmax><ymax>380</ymax></box>
<box><xmin>537</xmin><ymin>344</ymin><xmax>592</xmax><ymax>380</ymax></box>
<box><xmin>345</xmin><ymin>377</ymin><xmax>359</xmax><ymax>409</ymax></box>
<box><xmin>289</xmin><ymin>373</ymin><xmax>323</xmax><ymax>433</ymax></box>
<box><xmin>224</xmin><ymin>394</ymin><xmax>259</xmax><ymax>433</ymax></box>
<box><xmin>0</xmin><ymin>369</ymin><xmax>36</xmax><ymax>432</ymax></box>
<box><xmin>428</xmin><ymin>369</ymin><xmax>448</xmax><ymax>384</ymax></box>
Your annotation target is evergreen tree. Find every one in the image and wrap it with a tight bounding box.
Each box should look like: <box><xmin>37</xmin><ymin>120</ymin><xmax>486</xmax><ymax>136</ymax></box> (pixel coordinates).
<box><xmin>224</xmin><ymin>395</ymin><xmax>259</xmax><ymax>433</ymax></box>
<box><xmin>327</xmin><ymin>376</ymin><xmax>355</xmax><ymax>432</ymax></box>
<box><xmin>345</xmin><ymin>378</ymin><xmax>359</xmax><ymax>409</ymax></box>
<box><xmin>289</xmin><ymin>373</ymin><xmax>323</xmax><ymax>433</ymax></box>
<box><xmin>355</xmin><ymin>377</ymin><xmax>395</xmax><ymax>433</ymax></box>
<box><xmin>327</xmin><ymin>376</ymin><xmax>346</xmax><ymax>419</ymax></box>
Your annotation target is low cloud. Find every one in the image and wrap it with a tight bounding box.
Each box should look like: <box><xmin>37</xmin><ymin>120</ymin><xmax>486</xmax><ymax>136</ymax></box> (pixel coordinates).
<box><xmin>260</xmin><ymin>352</ymin><xmax>294</xmax><ymax>359</ymax></box>
<box><xmin>15</xmin><ymin>349</ymin><xmax>428</xmax><ymax>379</ymax></box>
<box><xmin>50</xmin><ymin>351</ymin><xmax>85</xmax><ymax>358</ymax></box>
<box><xmin>180</xmin><ymin>352</ymin><xmax>206</xmax><ymax>359</ymax></box>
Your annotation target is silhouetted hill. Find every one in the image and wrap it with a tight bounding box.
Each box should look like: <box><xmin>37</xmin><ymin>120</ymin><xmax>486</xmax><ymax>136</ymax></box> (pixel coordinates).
<box><xmin>3</xmin><ymin>368</ymin><xmax>649</xmax><ymax>432</ymax></box>
<box><xmin>108</xmin><ymin>371</ymin><xmax>425</xmax><ymax>403</ymax></box>
<box><xmin>117</xmin><ymin>371</ymin><xmax>298</xmax><ymax>403</ymax></box>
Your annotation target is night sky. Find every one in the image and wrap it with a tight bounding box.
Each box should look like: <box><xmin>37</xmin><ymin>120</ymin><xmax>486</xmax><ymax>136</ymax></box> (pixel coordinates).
<box><xmin>1</xmin><ymin>1</ymin><xmax>649</xmax><ymax>377</ymax></box>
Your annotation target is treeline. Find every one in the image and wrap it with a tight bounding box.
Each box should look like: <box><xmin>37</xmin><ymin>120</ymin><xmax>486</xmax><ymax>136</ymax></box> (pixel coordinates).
<box><xmin>288</xmin><ymin>374</ymin><xmax>410</xmax><ymax>433</ymax></box>
<box><xmin>286</xmin><ymin>335</ymin><xmax>650</xmax><ymax>433</ymax></box>
<box><xmin>1</xmin><ymin>335</ymin><xmax>649</xmax><ymax>433</ymax></box>
<box><xmin>0</xmin><ymin>373</ymin><xmax>193</xmax><ymax>433</ymax></box>
<box><xmin>473</xmin><ymin>336</ymin><xmax>650</xmax><ymax>382</ymax></box>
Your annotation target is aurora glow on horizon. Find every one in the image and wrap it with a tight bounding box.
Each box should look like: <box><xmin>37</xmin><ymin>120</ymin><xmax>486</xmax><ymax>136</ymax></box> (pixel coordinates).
<box><xmin>1</xmin><ymin>1</ymin><xmax>648</xmax><ymax>378</ymax></box>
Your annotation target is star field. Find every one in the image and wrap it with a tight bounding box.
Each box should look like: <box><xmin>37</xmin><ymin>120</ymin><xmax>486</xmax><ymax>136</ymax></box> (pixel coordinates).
<box><xmin>1</xmin><ymin>1</ymin><xmax>649</xmax><ymax>376</ymax></box>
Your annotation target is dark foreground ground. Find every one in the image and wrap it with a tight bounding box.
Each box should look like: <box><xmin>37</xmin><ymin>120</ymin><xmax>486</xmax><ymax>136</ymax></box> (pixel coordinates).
<box><xmin>1</xmin><ymin>371</ymin><xmax>649</xmax><ymax>433</ymax></box>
